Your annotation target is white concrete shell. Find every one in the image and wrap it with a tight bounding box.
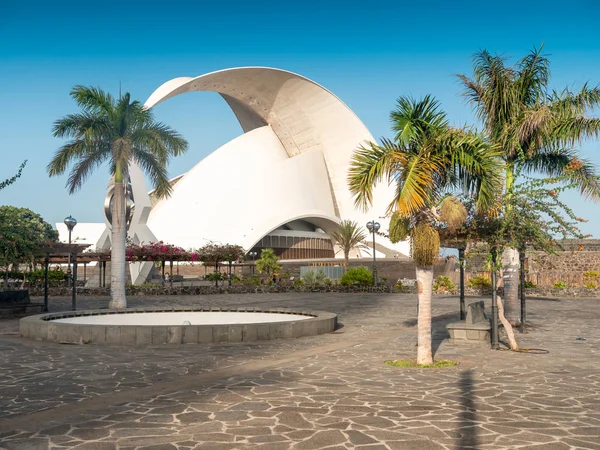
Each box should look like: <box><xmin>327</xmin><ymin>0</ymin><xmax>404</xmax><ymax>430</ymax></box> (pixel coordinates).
<box><xmin>145</xmin><ymin>67</ymin><xmax>410</xmax><ymax>256</ymax></box>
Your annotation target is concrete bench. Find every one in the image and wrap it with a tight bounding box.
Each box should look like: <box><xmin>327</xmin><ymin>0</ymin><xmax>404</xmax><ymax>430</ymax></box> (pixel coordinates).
<box><xmin>446</xmin><ymin>301</ymin><xmax>491</xmax><ymax>345</ymax></box>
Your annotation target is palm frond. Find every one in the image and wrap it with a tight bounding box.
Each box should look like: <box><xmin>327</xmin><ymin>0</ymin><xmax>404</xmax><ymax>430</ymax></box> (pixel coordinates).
<box><xmin>550</xmin><ymin>82</ymin><xmax>600</xmax><ymax>115</ymax></box>
<box><xmin>515</xmin><ymin>45</ymin><xmax>550</xmax><ymax>105</ymax></box>
<box><xmin>65</xmin><ymin>145</ymin><xmax>110</xmax><ymax>194</ymax></box>
<box><xmin>132</xmin><ymin>148</ymin><xmax>172</xmax><ymax>199</ymax></box>
<box><xmin>348</xmin><ymin>139</ymin><xmax>406</xmax><ymax>211</ymax></box>
<box><xmin>70</xmin><ymin>85</ymin><xmax>114</xmax><ymax>115</ymax></box>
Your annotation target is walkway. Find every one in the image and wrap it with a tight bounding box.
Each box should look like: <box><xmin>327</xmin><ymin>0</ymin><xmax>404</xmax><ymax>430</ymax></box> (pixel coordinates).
<box><xmin>0</xmin><ymin>293</ymin><xmax>598</xmax><ymax>449</ymax></box>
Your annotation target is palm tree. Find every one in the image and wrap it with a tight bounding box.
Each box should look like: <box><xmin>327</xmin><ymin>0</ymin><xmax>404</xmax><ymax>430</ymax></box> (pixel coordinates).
<box><xmin>458</xmin><ymin>46</ymin><xmax>600</xmax><ymax>323</ymax></box>
<box><xmin>349</xmin><ymin>95</ymin><xmax>502</xmax><ymax>364</ymax></box>
<box><xmin>330</xmin><ymin>220</ymin><xmax>367</xmax><ymax>267</ymax></box>
<box><xmin>48</xmin><ymin>86</ymin><xmax>188</xmax><ymax>309</ymax></box>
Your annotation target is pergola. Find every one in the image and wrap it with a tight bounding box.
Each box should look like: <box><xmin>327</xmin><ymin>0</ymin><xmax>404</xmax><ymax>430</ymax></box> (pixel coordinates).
<box><xmin>39</xmin><ymin>243</ymin><xmax>91</xmax><ymax>312</ymax></box>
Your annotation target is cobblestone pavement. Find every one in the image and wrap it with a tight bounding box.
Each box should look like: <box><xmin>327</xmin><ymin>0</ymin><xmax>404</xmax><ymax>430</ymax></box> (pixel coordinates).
<box><xmin>0</xmin><ymin>293</ymin><xmax>599</xmax><ymax>449</ymax></box>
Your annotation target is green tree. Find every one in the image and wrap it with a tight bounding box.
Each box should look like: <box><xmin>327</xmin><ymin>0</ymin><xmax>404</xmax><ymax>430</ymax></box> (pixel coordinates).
<box><xmin>48</xmin><ymin>86</ymin><xmax>188</xmax><ymax>308</ymax></box>
<box><xmin>458</xmin><ymin>46</ymin><xmax>600</xmax><ymax>323</ymax></box>
<box><xmin>0</xmin><ymin>161</ymin><xmax>27</xmax><ymax>192</ymax></box>
<box><xmin>330</xmin><ymin>220</ymin><xmax>367</xmax><ymax>267</ymax></box>
<box><xmin>349</xmin><ymin>95</ymin><xmax>502</xmax><ymax>364</ymax></box>
<box><xmin>0</xmin><ymin>206</ymin><xmax>58</xmax><ymax>288</ymax></box>
<box><xmin>255</xmin><ymin>248</ymin><xmax>281</xmax><ymax>284</ymax></box>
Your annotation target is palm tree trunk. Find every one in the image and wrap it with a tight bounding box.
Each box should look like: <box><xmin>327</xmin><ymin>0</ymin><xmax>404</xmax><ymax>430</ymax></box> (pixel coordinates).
<box><xmin>109</xmin><ymin>179</ymin><xmax>127</xmax><ymax>309</ymax></box>
<box><xmin>501</xmin><ymin>165</ymin><xmax>520</xmax><ymax>325</ymax></box>
<box><xmin>416</xmin><ymin>265</ymin><xmax>434</xmax><ymax>365</ymax></box>
<box><xmin>344</xmin><ymin>251</ymin><xmax>349</xmax><ymax>270</ymax></box>
<box><xmin>501</xmin><ymin>247</ymin><xmax>520</xmax><ymax>325</ymax></box>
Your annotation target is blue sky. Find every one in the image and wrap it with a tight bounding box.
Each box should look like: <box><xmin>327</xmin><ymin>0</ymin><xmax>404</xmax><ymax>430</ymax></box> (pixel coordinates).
<box><xmin>1</xmin><ymin>0</ymin><xmax>599</xmax><ymax>236</ymax></box>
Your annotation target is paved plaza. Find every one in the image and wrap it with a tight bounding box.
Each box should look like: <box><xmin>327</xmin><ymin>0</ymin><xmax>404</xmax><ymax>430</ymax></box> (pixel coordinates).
<box><xmin>0</xmin><ymin>292</ymin><xmax>599</xmax><ymax>449</ymax></box>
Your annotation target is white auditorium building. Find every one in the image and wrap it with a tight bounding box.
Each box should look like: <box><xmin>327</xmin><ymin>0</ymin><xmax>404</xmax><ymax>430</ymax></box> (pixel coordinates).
<box><xmin>57</xmin><ymin>67</ymin><xmax>410</xmax><ymax>268</ymax></box>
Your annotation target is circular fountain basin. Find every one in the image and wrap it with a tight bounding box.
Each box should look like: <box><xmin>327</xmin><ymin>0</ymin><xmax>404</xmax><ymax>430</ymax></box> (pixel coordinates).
<box><xmin>20</xmin><ymin>307</ymin><xmax>337</xmax><ymax>346</ymax></box>
<box><xmin>53</xmin><ymin>311</ymin><xmax>312</xmax><ymax>326</ymax></box>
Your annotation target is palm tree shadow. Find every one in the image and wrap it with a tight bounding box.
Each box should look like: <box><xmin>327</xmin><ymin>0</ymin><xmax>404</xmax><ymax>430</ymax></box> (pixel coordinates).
<box><xmin>457</xmin><ymin>369</ymin><xmax>479</xmax><ymax>449</ymax></box>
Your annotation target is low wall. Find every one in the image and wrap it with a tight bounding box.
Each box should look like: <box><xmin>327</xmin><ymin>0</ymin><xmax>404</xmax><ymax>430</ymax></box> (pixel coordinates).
<box><xmin>20</xmin><ymin>307</ymin><xmax>338</xmax><ymax>346</ymax></box>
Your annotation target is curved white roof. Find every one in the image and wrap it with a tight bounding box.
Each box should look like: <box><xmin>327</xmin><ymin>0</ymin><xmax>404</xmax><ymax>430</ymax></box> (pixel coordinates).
<box><xmin>145</xmin><ymin>67</ymin><xmax>409</xmax><ymax>256</ymax></box>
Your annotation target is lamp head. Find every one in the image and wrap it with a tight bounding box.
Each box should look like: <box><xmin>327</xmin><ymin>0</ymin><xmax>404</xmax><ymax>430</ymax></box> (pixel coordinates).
<box><xmin>64</xmin><ymin>215</ymin><xmax>77</xmax><ymax>231</ymax></box>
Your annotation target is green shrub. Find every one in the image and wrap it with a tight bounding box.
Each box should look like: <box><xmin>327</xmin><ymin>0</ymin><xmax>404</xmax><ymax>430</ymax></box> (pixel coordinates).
<box><xmin>302</xmin><ymin>270</ymin><xmax>330</xmax><ymax>286</ymax></box>
<box><xmin>583</xmin><ymin>270</ymin><xmax>599</xmax><ymax>279</ymax></box>
<box><xmin>468</xmin><ymin>275</ymin><xmax>492</xmax><ymax>289</ymax></box>
<box><xmin>553</xmin><ymin>281</ymin><xmax>567</xmax><ymax>289</ymax></box>
<box><xmin>204</xmin><ymin>272</ymin><xmax>227</xmax><ymax>282</ymax></box>
<box><xmin>244</xmin><ymin>275</ymin><xmax>261</xmax><ymax>286</ymax></box>
<box><xmin>394</xmin><ymin>281</ymin><xmax>405</xmax><ymax>290</ymax></box>
<box><xmin>584</xmin><ymin>281</ymin><xmax>597</xmax><ymax>289</ymax></box>
<box><xmin>341</xmin><ymin>267</ymin><xmax>373</xmax><ymax>286</ymax></box>
<box><xmin>433</xmin><ymin>276</ymin><xmax>455</xmax><ymax>293</ymax></box>
<box><xmin>524</xmin><ymin>281</ymin><xmax>537</xmax><ymax>288</ymax></box>
<box><xmin>293</xmin><ymin>277</ymin><xmax>305</xmax><ymax>287</ymax></box>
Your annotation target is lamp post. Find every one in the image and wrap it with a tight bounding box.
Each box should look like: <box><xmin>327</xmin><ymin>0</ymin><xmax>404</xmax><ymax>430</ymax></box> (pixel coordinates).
<box><xmin>249</xmin><ymin>251</ymin><xmax>258</xmax><ymax>275</ymax></box>
<box><xmin>64</xmin><ymin>215</ymin><xmax>77</xmax><ymax>286</ymax></box>
<box><xmin>366</xmin><ymin>221</ymin><xmax>380</xmax><ymax>285</ymax></box>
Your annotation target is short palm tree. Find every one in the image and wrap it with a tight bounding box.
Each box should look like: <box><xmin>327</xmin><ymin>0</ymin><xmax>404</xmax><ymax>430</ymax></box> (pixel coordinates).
<box><xmin>458</xmin><ymin>46</ymin><xmax>600</xmax><ymax>323</ymax></box>
<box><xmin>48</xmin><ymin>86</ymin><xmax>188</xmax><ymax>309</ymax></box>
<box><xmin>330</xmin><ymin>220</ymin><xmax>367</xmax><ymax>267</ymax></box>
<box><xmin>349</xmin><ymin>95</ymin><xmax>502</xmax><ymax>364</ymax></box>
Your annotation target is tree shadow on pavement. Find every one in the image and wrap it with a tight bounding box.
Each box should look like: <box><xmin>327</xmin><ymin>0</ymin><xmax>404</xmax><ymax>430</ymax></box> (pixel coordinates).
<box><xmin>457</xmin><ymin>369</ymin><xmax>479</xmax><ymax>449</ymax></box>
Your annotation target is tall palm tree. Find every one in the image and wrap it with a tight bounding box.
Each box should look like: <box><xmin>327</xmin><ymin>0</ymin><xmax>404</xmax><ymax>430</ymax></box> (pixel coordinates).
<box><xmin>458</xmin><ymin>46</ymin><xmax>600</xmax><ymax>323</ymax></box>
<box><xmin>349</xmin><ymin>95</ymin><xmax>502</xmax><ymax>365</ymax></box>
<box><xmin>48</xmin><ymin>86</ymin><xmax>188</xmax><ymax>309</ymax></box>
<box><xmin>330</xmin><ymin>220</ymin><xmax>367</xmax><ymax>267</ymax></box>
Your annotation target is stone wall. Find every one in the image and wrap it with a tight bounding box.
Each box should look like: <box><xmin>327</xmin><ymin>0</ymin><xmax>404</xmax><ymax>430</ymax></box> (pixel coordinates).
<box><xmin>459</xmin><ymin>239</ymin><xmax>600</xmax><ymax>289</ymax></box>
<box><xmin>527</xmin><ymin>240</ymin><xmax>600</xmax><ymax>288</ymax></box>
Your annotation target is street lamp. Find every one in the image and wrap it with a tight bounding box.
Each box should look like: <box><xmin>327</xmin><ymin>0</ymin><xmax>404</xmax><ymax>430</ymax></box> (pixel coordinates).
<box><xmin>64</xmin><ymin>215</ymin><xmax>77</xmax><ymax>286</ymax></box>
<box><xmin>249</xmin><ymin>251</ymin><xmax>258</xmax><ymax>274</ymax></box>
<box><xmin>366</xmin><ymin>221</ymin><xmax>380</xmax><ymax>285</ymax></box>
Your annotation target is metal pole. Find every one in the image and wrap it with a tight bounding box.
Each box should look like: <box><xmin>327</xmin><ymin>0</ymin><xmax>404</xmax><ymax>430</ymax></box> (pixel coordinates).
<box><xmin>162</xmin><ymin>261</ymin><xmax>165</xmax><ymax>285</ymax></box>
<box><xmin>372</xmin><ymin>230</ymin><xmax>377</xmax><ymax>285</ymax></box>
<box><xmin>83</xmin><ymin>262</ymin><xmax>87</xmax><ymax>285</ymax></box>
<box><xmin>67</xmin><ymin>229</ymin><xmax>72</xmax><ymax>287</ymax></box>
<box><xmin>43</xmin><ymin>254</ymin><xmax>49</xmax><ymax>312</ymax></box>
<box><xmin>490</xmin><ymin>249</ymin><xmax>499</xmax><ymax>349</ymax></box>
<box><xmin>459</xmin><ymin>248</ymin><xmax>466</xmax><ymax>320</ymax></box>
<box><xmin>520</xmin><ymin>251</ymin><xmax>526</xmax><ymax>332</ymax></box>
<box><xmin>99</xmin><ymin>260</ymin><xmax>102</xmax><ymax>287</ymax></box>
<box><xmin>215</xmin><ymin>262</ymin><xmax>219</xmax><ymax>288</ymax></box>
<box><xmin>102</xmin><ymin>261</ymin><xmax>106</xmax><ymax>287</ymax></box>
<box><xmin>71</xmin><ymin>251</ymin><xmax>78</xmax><ymax>311</ymax></box>
<box><xmin>229</xmin><ymin>261</ymin><xmax>232</xmax><ymax>286</ymax></box>
<box><xmin>169</xmin><ymin>260</ymin><xmax>173</xmax><ymax>285</ymax></box>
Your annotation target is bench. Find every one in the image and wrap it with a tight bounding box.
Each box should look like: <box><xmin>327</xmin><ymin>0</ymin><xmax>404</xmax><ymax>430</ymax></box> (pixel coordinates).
<box><xmin>0</xmin><ymin>290</ymin><xmax>44</xmax><ymax>318</ymax></box>
<box><xmin>446</xmin><ymin>301</ymin><xmax>491</xmax><ymax>345</ymax></box>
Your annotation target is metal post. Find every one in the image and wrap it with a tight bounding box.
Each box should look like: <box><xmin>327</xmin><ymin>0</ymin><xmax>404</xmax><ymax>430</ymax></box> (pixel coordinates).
<box><xmin>43</xmin><ymin>254</ymin><xmax>50</xmax><ymax>312</ymax></box>
<box><xmin>102</xmin><ymin>261</ymin><xmax>106</xmax><ymax>287</ymax></box>
<box><xmin>372</xmin><ymin>230</ymin><xmax>377</xmax><ymax>284</ymax></box>
<box><xmin>490</xmin><ymin>250</ymin><xmax>499</xmax><ymax>349</ymax></box>
<box><xmin>67</xmin><ymin>229</ymin><xmax>72</xmax><ymax>287</ymax></box>
<box><xmin>169</xmin><ymin>260</ymin><xmax>173</xmax><ymax>285</ymax></box>
<box><xmin>229</xmin><ymin>261</ymin><xmax>232</xmax><ymax>286</ymax></box>
<box><xmin>520</xmin><ymin>252</ymin><xmax>526</xmax><ymax>332</ymax></box>
<box><xmin>83</xmin><ymin>262</ymin><xmax>87</xmax><ymax>285</ymax></box>
<box><xmin>162</xmin><ymin>261</ymin><xmax>165</xmax><ymax>284</ymax></box>
<box><xmin>459</xmin><ymin>248</ymin><xmax>466</xmax><ymax>320</ymax></box>
<box><xmin>71</xmin><ymin>251</ymin><xmax>78</xmax><ymax>311</ymax></box>
<box><xmin>98</xmin><ymin>260</ymin><xmax>102</xmax><ymax>287</ymax></box>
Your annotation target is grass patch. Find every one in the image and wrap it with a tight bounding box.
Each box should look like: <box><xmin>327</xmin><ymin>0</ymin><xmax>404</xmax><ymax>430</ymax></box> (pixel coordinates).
<box><xmin>385</xmin><ymin>359</ymin><xmax>459</xmax><ymax>368</ymax></box>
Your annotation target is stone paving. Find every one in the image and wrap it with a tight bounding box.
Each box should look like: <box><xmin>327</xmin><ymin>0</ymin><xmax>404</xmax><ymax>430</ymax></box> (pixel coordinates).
<box><xmin>0</xmin><ymin>293</ymin><xmax>599</xmax><ymax>449</ymax></box>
